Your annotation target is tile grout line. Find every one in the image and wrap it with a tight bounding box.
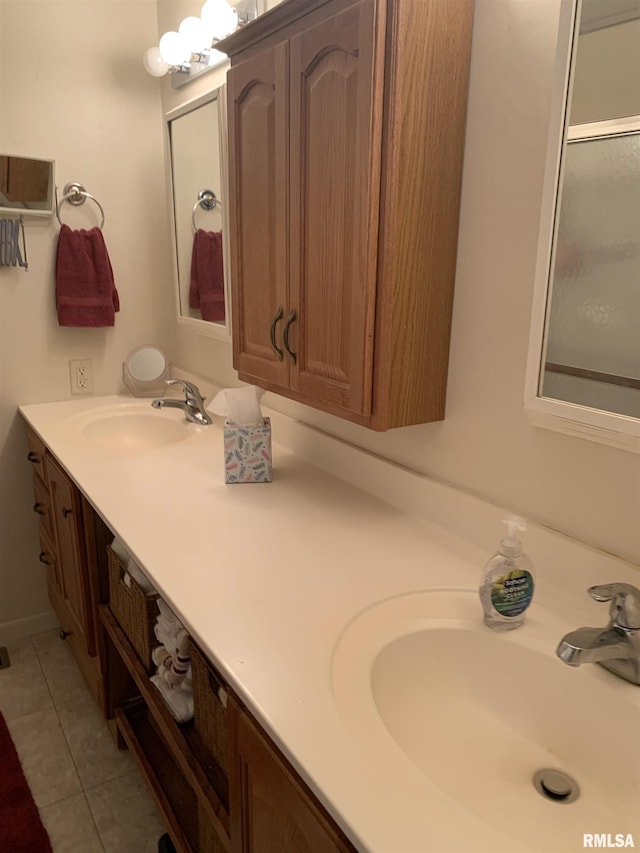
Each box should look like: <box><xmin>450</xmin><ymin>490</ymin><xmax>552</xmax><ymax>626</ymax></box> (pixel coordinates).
<box><xmin>31</xmin><ymin>633</ymin><xmax>107</xmax><ymax>853</ymax></box>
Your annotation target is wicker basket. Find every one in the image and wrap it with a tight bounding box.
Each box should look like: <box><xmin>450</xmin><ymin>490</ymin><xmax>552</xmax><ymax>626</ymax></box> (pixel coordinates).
<box><xmin>191</xmin><ymin>642</ymin><xmax>230</xmax><ymax>775</ymax></box>
<box><xmin>107</xmin><ymin>546</ymin><xmax>159</xmax><ymax>672</ymax></box>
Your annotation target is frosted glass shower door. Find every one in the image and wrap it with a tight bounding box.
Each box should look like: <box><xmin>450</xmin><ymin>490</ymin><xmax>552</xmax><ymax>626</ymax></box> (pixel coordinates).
<box><xmin>542</xmin><ymin>128</ymin><xmax>640</xmax><ymax>417</ymax></box>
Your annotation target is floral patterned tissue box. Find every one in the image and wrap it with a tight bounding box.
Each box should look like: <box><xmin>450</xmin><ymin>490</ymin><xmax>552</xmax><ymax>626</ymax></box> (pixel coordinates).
<box><xmin>223</xmin><ymin>418</ymin><xmax>272</xmax><ymax>484</ymax></box>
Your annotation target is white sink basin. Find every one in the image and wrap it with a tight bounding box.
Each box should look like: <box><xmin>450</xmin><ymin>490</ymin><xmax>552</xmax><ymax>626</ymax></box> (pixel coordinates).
<box><xmin>71</xmin><ymin>402</ymin><xmax>198</xmax><ymax>450</ymax></box>
<box><xmin>332</xmin><ymin>589</ymin><xmax>640</xmax><ymax>851</ymax></box>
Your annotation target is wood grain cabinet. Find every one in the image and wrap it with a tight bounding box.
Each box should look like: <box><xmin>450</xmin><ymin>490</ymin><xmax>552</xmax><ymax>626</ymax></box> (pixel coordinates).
<box><xmin>230</xmin><ymin>706</ymin><xmax>355</xmax><ymax>853</ymax></box>
<box><xmin>25</xmin><ymin>427</ymin><xmax>104</xmax><ymax>705</ymax></box>
<box><xmin>222</xmin><ymin>0</ymin><xmax>473</xmax><ymax>430</ymax></box>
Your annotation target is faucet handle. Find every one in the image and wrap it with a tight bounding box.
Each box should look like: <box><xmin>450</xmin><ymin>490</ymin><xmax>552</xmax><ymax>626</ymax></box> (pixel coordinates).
<box><xmin>165</xmin><ymin>378</ymin><xmax>204</xmax><ymax>402</ymax></box>
<box><xmin>588</xmin><ymin>583</ymin><xmax>640</xmax><ymax>630</ymax></box>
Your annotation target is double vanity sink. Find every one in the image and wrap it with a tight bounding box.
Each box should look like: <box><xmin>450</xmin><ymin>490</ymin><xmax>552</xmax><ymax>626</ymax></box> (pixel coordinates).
<box><xmin>20</xmin><ymin>394</ymin><xmax>640</xmax><ymax>852</ymax></box>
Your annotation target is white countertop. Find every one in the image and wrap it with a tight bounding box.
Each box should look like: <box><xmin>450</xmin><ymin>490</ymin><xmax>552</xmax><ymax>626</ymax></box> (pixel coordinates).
<box><xmin>19</xmin><ymin>394</ymin><xmax>640</xmax><ymax>853</ymax></box>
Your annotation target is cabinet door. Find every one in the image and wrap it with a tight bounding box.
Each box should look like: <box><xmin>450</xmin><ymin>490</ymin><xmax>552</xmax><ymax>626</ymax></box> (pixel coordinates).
<box><xmin>47</xmin><ymin>455</ymin><xmax>95</xmax><ymax>656</ymax></box>
<box><xmin>228</xmin><ymin>42</ymin><xmax>290</xmax><ymax>388</ymax></box>
<box><xmin>231</xmin><ymin>710</ymin><xmax>353</xmax><ymax>853</ymax></box>
<box><xmin>288</xmin><ymin>0</ymin><xmax>382</xmax><ymax>416</ymax></box>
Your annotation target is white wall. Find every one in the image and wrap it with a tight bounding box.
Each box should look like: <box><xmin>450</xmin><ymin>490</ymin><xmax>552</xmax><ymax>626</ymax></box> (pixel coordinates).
<box><xmin>0</xmin><ymin>0</ymin><xmax>176</xmax><ymax>638</ymax></box>
<box><xmin>165</xmin><ymin>0</ymin><xmax>640</xmax><ymax>566</ymax></box>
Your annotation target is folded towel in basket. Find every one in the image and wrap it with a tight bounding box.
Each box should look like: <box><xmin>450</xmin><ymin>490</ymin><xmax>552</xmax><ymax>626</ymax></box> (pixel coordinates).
<box><xmin>188</xmin><ymin>229</ymin><xmax>224</xmax><ymax>322</ymax></box>
<box><xmin>150</xmin><ymin>674</ymin><xmax>194</xmax><ymax>723</ymax></box>
<box><xmin>55</xmin><ymin>224</ymin><xmax>120</xmax><ymax>326</ymax></box>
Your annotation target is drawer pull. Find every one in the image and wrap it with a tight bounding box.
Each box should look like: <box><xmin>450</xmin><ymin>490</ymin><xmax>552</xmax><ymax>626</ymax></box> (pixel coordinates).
<box><xmin>62</xmin><ymin>507</ymin><xmax>73</xmax><ymax>518</ymax></box>
<box><xmin>59</xmin><ymin>630</ymin><xmax>71</xmax><ymax>640</ymax></box>
<box><xmin>27</xmin><ymin>451</ymin><xmax>41</xmax><ymax>464</ymax></box>
<box><xmin>33</xmin><ymin>502</ymin><xmax>46</xmax><ymax>516</ymax></box>
<box><xmin>39</xmin><ymin>551</ymin><xmax>53</xmax><ymax>565</ymax></box>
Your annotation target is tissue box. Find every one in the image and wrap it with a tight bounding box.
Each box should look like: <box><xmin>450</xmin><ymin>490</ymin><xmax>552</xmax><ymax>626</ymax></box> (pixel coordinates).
<box><xmin>223</xmin><ymin>418</ymin><xmax>272</xmax><ymax>483</ymax></box>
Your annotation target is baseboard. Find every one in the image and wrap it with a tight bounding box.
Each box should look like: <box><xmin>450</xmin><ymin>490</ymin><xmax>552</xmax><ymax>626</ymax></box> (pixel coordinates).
<box><xmin>0</xmin><ymin>610</ymin><xmax>59</xmax><ymax>645</ymax></box>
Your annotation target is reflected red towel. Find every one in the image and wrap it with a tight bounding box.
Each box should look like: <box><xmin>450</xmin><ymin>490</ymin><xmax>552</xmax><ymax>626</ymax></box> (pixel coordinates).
<box><xmin>55</xmin><ymin>224</ymin><xmax>120</xmax><ymax>327</ymax></box>
<box><xmin>189</xmin><ymin>229</ymin><xmax>225</xmax><ymax>322</ymax></box>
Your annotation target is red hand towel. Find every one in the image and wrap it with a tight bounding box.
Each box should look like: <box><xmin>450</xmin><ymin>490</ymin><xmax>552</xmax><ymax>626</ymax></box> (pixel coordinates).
<box><xmin>189</xmin><ymin>229</ymin><xmax>225</xmax><ymax>322</ymax></box>
<box><xmin>55</xmin><ymin>224</ymin><xmax>120</xmax><ymax>327</ymax></box>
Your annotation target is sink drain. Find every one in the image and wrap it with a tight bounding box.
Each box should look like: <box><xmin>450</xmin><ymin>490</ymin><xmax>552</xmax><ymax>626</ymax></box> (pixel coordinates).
<box><xmin>533</xmin><ymin>769</ymin><xmax>579</xmax><ymax>803</ymax></box>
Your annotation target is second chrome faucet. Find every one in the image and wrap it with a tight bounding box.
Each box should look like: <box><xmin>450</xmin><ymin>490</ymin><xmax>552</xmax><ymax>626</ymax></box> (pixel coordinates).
<box><xmin>556</xmin><ymin>583</ymin><xmax>640</xmax><ymax>686</ymax></box>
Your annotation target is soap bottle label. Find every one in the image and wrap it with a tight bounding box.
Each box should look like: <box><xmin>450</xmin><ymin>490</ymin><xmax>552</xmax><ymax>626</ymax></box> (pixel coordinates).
<box><xmin>490</xmin><ymin>570</ymin><xmax>534</xmax><ymax>618</ymax></box>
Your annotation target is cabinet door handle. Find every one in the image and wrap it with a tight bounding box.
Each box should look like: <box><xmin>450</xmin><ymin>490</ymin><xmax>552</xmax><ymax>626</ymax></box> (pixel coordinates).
<box><xmin>59</xmin><ymin>630</ymin><xmax>71</xmax><ymax>640</ymax></box>
<box><xmin>283</xmin><ymin>308</ymin><xmax>297</xmax><ymax>365</ymax></box>
<box><xmin>27</xmin><ymin>451</ymin><xmax>41</xmax><ymax>464</ymax></box>
<box><xmin>33</xmin><ymin>502</ymin><xmax>46</xmax><ymax>515</ymax></box>
<box><xmin>270</xmin><ymin>306</ymin><xmax>284</xmax><ymax>361</ymax></box>
<box><xmin>39</xmin><ymin>551</ymin><xmax>53</xmax><ymax>565</ymax></box>
<box><xmin>62</xmin><ymin>507</ymin><xmax>73</xmax><ymax>518</ymax></box>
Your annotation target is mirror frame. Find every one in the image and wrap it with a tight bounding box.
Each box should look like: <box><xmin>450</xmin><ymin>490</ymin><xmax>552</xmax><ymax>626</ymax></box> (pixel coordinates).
<box><xmin>525</xmin><ymin>0</ymin><xmax>640</xmax><ymax>453</ymax></box>
<box><xmin>166</xmin><ymin>86</ymin><xmax>232</xmax><ymax>342</ymax></box>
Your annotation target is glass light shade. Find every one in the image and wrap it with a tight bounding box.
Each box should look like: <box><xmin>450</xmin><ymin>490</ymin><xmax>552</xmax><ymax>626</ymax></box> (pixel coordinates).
<box><xmin>159</xmin><ymin>31</ymin><xmax>190</xmax><ymax>66</ymax></box>
<box><xmin>142</xmin><ymin>46</ymin><xmax>170</xmax><ymax>77</ymax></box>
<box><xmin>178</xmin><ymin>16</ymin><xmax>210</xmax><ymax>53</ymax></box>
<box><xmin>200</xmin><ymin>0</ymin><xmax>238</xmax><ymax>41</ymax></box>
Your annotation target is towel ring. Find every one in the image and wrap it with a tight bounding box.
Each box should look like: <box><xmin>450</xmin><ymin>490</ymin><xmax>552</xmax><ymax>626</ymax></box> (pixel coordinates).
<box><xmin>192</xmin><ymin>189</ymin><xmax>222</xmax><ymax>233</ymax></box>
<box><xmin>56</xmin><ymin>182</ymin><xmax>105</xmax><ymax>230</ymax></box>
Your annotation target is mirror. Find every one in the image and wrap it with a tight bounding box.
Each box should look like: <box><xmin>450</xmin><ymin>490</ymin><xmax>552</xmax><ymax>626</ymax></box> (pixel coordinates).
<box><xmin>0</xmin><ymin>155</ymin><xmax>55</xmax><ymax>216</ymax></box>
<box><xmin>123</xmin><ymin>346</ymin><xmax>171</xmax><ymax>397</ymax></box>
<box><xmin>527</xmin><ymin>0</ymin><xmax>640</xmax><ymax>451</ymax></box>
<box><xmin>167</xmin><ymin>87</ymin><xmax>230</xmax><ymax>338</ymax></box>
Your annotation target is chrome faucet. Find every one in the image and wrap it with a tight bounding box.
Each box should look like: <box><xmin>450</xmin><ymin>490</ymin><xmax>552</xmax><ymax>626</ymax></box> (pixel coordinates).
<box><xmin>556</xmin><ymin>583</ymin><xmax>640</xmax><ymax>686</ymax></box>
<box><xmin>151</xmin><ymin>379</ymin><xmax>213</xmax><ymax>425</ymax></box>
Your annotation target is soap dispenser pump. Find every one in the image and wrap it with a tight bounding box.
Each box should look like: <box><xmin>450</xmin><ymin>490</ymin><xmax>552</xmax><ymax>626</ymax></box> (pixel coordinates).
<box><xmin>479</xmin><ymin>515</ymin><xmax>535</xmax><ymax>631</ymax></box>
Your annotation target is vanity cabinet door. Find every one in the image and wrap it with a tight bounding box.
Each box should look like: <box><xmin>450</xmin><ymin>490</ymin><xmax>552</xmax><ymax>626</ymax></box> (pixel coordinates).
<box><xmin>287</xmin><ymin>0</ymin><xmax>381</xmax><ymax>416</ymax></box>
<box><xmin>46</xmin><ymin>454</ymin><xmax>95</xmax><ymax>657</ymax></box>
<box><xmin>230</xmin><ymin>708</ymin><xmax>354</xmax><ymax>853</ymax></box>
<box><xmin>228</xmin><ymin>41</ymin><xmax>290</xmax><ymax>390</ymax></box>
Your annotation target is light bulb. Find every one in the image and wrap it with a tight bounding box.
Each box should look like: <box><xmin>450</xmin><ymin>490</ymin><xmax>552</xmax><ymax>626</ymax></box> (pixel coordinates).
<box><xmin>200</xmin><ymin>0</ymin><xmax>238</xmax><ymax>41</ymax></box>
<box><xmin>158</xmin><ymin>31</ymin><xmax>190</xmax><ymax>66</ymax></box>
<box><xmin>178</xmin><ymin>16</ymin><xmax>210</xmax><ymax>54</ymax></box>
<box><xmin>143</xmin><ymin>46</ymin><xmax>170</xmax><ymax>77</ymax></box>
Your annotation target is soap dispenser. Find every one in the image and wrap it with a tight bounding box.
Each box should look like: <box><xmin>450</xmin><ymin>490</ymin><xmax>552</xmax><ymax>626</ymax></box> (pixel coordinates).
<box><xmin>479</xmin><ymin>515</ymin><xmax>535</xmax><ymax>631</ymax></box>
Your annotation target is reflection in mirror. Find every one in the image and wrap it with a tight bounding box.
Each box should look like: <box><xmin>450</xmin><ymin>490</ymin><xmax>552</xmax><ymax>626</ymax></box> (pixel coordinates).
<box><xmin>123</xmin><ymin>346</ymin><xmax>171</xmax><ymax>397</ymax></box>
<box><xmin>168</xmin><ymin>88</ymin><xmax>228</xmax><ymax>335</ymax></box>
<box><xmin>0</xmin><ymin>155</ymin><xmax>55</xmax><ymax>216</ymax></box>
<box><xmin>530</xmin><ymin>0</ymin><xmax>640</xmax><ymax>442</ymax></box>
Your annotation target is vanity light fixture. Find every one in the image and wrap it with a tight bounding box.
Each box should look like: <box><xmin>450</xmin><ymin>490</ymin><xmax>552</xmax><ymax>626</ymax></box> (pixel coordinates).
<box><xmin>143</xmin><ymin>0</ymin><xmax>257</xmax><ymax>88</ymax></box>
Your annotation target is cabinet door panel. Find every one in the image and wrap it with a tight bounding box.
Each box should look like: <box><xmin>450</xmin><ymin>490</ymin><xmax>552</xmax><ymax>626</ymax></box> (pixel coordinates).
<box><xmin>47</xmin><ymin>456</ymin><xmax>94</xmax><ymax>655</ymax></box>
<box><xmin>231</xmin><ymin>710</ymin><xmax>352</xmax><ymax>853</ymax></box>
<box><xmin>228</xmin><ymin>43</ymin><xmax>290</xmax><ymax>387</ymax></box>
<box><xmin>289</xmin><ymin>0</ymin><xmax>382</xmax><ymax>415</ymax></box>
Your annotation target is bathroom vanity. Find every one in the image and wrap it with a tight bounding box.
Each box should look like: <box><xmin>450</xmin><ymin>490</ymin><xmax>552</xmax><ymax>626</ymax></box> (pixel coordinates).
<box><xmin>19</xmin><ymin>394</ymin><xmax>640</xmax><ymax>852</ymax></box>
<box><xmin>23</xmin><ymin>412</ymin><xmax>354</xmax><ymax>853</ymax></box>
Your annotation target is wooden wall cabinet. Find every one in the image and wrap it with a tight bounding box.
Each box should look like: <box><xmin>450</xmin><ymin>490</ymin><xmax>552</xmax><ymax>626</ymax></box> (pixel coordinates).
<box><xmin>223</xmin><ymin>0</ymin><xmax>473</xmax><ymax>430</ymax></box>
<box><xmin>26</xmin><ymin>427</ymin><xmax>104</xmax><ymax>705</ymax></box>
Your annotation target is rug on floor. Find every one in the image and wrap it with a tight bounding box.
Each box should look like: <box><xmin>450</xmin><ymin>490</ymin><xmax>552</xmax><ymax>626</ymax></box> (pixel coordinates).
<box><xmin>0</xmin><ymin>711</ymin><xmax>52</xmax><ymax>852</ymax></box>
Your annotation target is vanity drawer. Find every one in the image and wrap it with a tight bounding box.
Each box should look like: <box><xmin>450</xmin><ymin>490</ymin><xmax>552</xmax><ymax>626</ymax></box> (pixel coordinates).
<box><xmin>32</xmin><ymin>473</ymin><xmax>54</xmax><ymax>540</ymax></box>
<box><xmin>107</xmin><ymin>547</ymin><xmax>159</xmax><ymax>673</ymax></box>
<box><xmin>25</xmin><ymin>428</ymin><xmax>48</xmax><ymax>484</ymax></box>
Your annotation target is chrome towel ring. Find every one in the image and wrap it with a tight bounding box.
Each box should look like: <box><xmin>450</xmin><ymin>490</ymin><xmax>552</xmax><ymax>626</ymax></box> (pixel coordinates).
<box><xmin>56</xmin><ymin>181</ymin><xmax>105</xmax><ymax>230</ymax></box>
<box><xmin>192</xmin><ymin>188</ymin><xmax>222</xmax><ymax>233</ymax></box>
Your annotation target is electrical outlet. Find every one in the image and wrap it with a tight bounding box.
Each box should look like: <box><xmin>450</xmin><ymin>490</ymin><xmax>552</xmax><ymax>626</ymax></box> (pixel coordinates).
<box><xmin>69</xmin><ymin>359</ymin><xmax>93</xmax><ymax>395</ymax></box>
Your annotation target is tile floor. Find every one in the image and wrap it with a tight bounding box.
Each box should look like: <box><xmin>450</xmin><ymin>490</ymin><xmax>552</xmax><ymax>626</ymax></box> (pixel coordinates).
<box><xmin>0</xmin><ymin>629</ymin><xmax>167</xmax><ymax>852</ymax></box>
